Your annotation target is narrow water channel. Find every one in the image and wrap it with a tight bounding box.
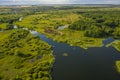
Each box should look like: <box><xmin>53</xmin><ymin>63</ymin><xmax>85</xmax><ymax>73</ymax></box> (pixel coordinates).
<box><xmin>32</xmin><ymin>31</ymin><xmax>120</xmax><ymax>80</ymax></box>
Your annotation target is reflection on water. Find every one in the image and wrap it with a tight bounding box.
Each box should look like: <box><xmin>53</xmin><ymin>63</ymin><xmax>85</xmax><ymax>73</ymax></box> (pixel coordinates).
<box><xmin>103</xmin><ymin>37</ymin><xmax>115</xmax><ymax>45</ymax></box>
<box><xmin>57</xmin><ymin>25</ymin><xmax>69</xmax><ymax>30</ymax></box>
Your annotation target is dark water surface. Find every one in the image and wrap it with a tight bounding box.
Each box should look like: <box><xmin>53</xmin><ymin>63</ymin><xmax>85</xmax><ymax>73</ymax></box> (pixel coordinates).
<box><xmin>33</xmin><ymin>32</ymin><xmax>120</xmax><ymax>80</ymax></box>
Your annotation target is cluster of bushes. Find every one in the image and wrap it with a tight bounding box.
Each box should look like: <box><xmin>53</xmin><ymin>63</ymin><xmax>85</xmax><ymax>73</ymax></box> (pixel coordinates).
<box><xmin>0</xmin><ymin>14</ymin><xmax>21</xmax><ymax>23</ymax></box>
<box><xmin>24</xmin><ymin>60</ymin><xmax>53</xmax><ymax>80</ymax></box>
<box><xmin>0</xmin><ymin>30</ymin><xmax>29</xmax><ymax>55</ymax></box>
<box><xmin>0</xmin><ymin>29</ymin><xmax>54</xmax><ymax>80</ymax></box>
<box><xmin>69</xmin><ymin>11</ymin><xmax>120</xmax><ymax>38</ymax></box>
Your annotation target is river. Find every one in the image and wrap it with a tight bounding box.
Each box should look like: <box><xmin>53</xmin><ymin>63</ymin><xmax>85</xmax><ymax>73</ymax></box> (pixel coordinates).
<box><xmin>30</xmin><ymin>31</ymin><xmax>120</xmax><ymax>80</ymax></box>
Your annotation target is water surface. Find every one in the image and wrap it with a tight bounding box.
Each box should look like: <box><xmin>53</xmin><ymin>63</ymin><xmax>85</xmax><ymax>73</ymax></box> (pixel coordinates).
<box><xmin>32</xmin><ymin>31</ymin><xmax>120</xmax><ymax>80</ymax></box>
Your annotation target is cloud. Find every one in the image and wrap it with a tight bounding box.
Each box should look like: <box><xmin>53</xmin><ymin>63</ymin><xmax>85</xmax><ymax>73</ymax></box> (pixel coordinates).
<box><xmin>105</xmin><ymin>0</ymin><xmax>120</xmax><ymax>3</ymax></box>
<box><xmin>0</xmin><ymin>0</ymin><xmax>120</xmax><ymax>5</ymax></box>
<box><xmin>71</xmin><ymin>0</ymin><xmax>120</xmax><ymax>4</ymax></box>
<box><xmin>9</xmin><ymin>0</ymin><xmax>72</xmax><ymax>4</ymax></box>
<box><xmin>35</xmin><ymin>0</ymin><xmax>71</xmax><ymax>4</ymax></box>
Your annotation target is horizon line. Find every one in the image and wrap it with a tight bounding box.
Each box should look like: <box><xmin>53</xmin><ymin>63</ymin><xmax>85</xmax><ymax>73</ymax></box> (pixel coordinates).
<box><xmin>0</xmin><ymin>4</ymin><xmax>120</xmax><ymax>6</ymax></box>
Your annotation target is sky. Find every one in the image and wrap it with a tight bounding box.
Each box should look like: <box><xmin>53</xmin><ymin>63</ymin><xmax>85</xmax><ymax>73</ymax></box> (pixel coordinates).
<box><xmin>0</xmin><ymin>0</ymin><xmax>120</xmax><ymax>5</ymax></box>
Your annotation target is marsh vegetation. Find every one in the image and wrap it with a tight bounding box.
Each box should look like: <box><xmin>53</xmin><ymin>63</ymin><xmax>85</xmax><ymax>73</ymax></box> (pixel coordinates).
<box><xmin>0</xmin><ymin>5</ymin><xmax>120</xmax><ymax>80</ymax></box>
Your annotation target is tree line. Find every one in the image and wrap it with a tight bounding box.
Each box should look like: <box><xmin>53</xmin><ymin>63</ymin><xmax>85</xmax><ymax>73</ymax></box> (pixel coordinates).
<box><xmin>69</xmin><ymin>11</ymin><xmax>120</xmax><ymax>38</ymax></box>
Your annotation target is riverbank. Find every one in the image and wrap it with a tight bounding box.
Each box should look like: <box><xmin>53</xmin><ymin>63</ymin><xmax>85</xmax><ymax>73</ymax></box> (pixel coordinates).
<box><xmin>39</xmin><ymin>29</ymin><xmax>104</xmax><ymax>49</ymax></box>
<box><xmin>111</xmin><ymin>40</ymin><xmax>120</xmax><ymax>52</ymax></box>
<box><xmin>25</xmin><ymin>30</ymin><xmax>120</xmax><ymax>80</ymax></box>
<box><xmin>116</xmin><ymin>61</ymin><xmax>120</xmax><ymax>73</ymax></box>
